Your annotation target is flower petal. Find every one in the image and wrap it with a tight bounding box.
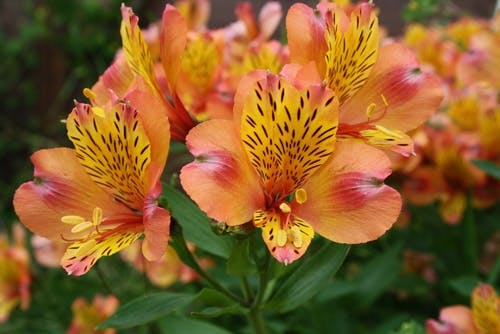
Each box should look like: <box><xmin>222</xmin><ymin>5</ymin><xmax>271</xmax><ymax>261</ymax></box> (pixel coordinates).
<box><xmin>180</xmin><ymin>119</ymin><xmax>265</xmax><ymax>226</ymax></box>
<box><xmin>471</xmin><ymin>283</ymin><xmax>500</xmax><ymax>333</ymax></box>
<box><xmin>241</xmin><ymin>73</ymin><xmax>339</xmax><ymax>197</ymax></box>
<box><xmin>120</xmin><ymin>4</ymin><xmax>161</xmax><ymax>96</ymax></box>
<box><xmin>67</xmin><ymin>102</ymin><xmax>151</xmax><ymax>210</ymax></box>
<box><xmin>340</xmin><ymin>43</ymin><xmax>444</xmax><ymax>132</ymax></box>
<box><xmin>141</xmin><ymin>204</ymin><xmax>171</xmax><ymax>261</ymax></box>
<box><xmin>160</xmin><ymin>4</ymin><xmax>187</xmax><ymax>92</ymax></box>
<box><xmin>124</xmin><ymin>89</ymin><xmax>170</xmax><ymax>171</ymax></box>
<box><xmin>324</xmin><ymin>2</ymin><xmax>379</xmax><ymax>104</ymax></box>
<box><xmin>13</xmin><ymin>148</ymin><xmax>125</xmax><ymax>240</ymax></box>
<box><xmin>62</xmin><ymin>229</ymin><xmax>142</xmax><ymax>276</ymax></box>
<box><xmin>296</xmin><ymin>140</ymin><xmax>401</xmax><ymax>243</ymax></box>
<box><xmin>254</xmin><ymin>209</ymin><xmax>313</xmax><ymax>264</ymax></box>
<box><xmin>89</xmin><ymin>54</ymin><xmax>135</xmax><ymax>107</ymax></box>
<box><xmin>286</xmin><ymin>3</ymin><xmax>328</xmax><ymax>77</ymax></box>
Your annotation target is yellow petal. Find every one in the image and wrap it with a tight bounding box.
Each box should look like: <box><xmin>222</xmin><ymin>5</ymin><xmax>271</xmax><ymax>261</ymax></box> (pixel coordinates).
<box><xmin>325</xmin><ymin>3</ymin><xmax>379</xmax><ymax>104</ymax></box>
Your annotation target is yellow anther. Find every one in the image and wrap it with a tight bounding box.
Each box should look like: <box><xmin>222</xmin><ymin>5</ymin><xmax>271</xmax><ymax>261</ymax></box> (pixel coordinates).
<box><xmin>92</xmin><ymin>207</ymin><xmax>103</xmax><ymax>226</ymax></box>
<box><xmin>83</xmin><ymin>88</ymin><xmax>97</xmax><ymax>101</ymax></box>
<box><xmin>61</xmin><ymin>215</ymin><xmax>85</xmax><ymax>225</ymax></box>
<box><xmin>289</xmin><ymin>225</ymin><xmax>303</xmax><ymax>248</ymax></box>
<box><xmin>366</xmin><ymin>103</ymin><xmax>377</xmax><ymax>118</ymax></box>
<box><xmin>295</xmin><ymin>188</ymin><xmax>307</xmax><ymax>204</ymax></box>
<box><xmin>276</xmin><ymin>229</ymin><xmax>287</xmax><ymax>247</ymax></box>
<box><xmin>381</xmin><ymin>94</ymin><xmax>388</xmax><ymax>107</ymax></box>
<box><xmin>279</xmin><ymin>202</ymin><xmax>292</xmax><ymax>213</ymax></box>
<box><xmin>71</xmin><ymin>221</ymin><xmax>94</xmax><ymax>234</ymax></box>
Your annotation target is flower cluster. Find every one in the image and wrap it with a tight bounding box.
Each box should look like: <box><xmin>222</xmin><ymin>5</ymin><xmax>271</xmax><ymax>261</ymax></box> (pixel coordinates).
<box><xmin>397</xmin><ymin>11</ymin><xmax>500</xmax><ymax>223</ymax></box>
<box><xmin>13</xmin><ymin>0</ymin><xmax>443</xmax><ymax>275</ymax></box>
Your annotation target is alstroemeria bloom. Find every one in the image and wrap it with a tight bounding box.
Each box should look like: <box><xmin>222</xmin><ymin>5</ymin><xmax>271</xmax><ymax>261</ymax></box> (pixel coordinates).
<box><xmin>286</xmin><ymin>2</ymin><xmax>443</xmax><ymax>156</ymax></box>
<box><xmin>94</xmin><ymin>4</ymin><xmax>195</xmax><ymax>142</ymax></box>
<box><xmin>13</xmin><ymin>89</ymin><xmax>171</xmax><ymax>275</ymax></box>
<box><xmin>426</xmin><ymin>283</ymin><xmax>500</xmax><ymax>334</ymax></box>
<box><xmin>0</xmin><ymin>224</ymin><xmax>30</xmax><ymax>323</ymax></box>
<box><xmin>67</xmin><ymin>295</ymin><xmax>119</xmax><ymax>334</ymax></box>
<box><xmin>181</xmin><ymin>71</ymin><xmax>401</xmax><ymax>264</ymax></box>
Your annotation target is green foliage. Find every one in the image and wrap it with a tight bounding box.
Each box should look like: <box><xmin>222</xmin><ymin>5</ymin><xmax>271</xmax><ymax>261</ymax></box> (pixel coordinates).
<box><xmin>97</xmin><ymin>292</ymin><xmax>197</xmax><ymax>329</ymax></box>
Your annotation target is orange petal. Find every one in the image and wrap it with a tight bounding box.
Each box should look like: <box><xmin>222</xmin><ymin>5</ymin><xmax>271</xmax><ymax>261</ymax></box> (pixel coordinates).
<box><xmin>124</xmin><ymin>89</ymin><xmax>170</xmax><ymax>171</ymax></box>
<box><xmin>13</xmin><ymin>148</ymin><xmax>125</xmax><ymax>240</ymax></box>
<box><xmin>340</xmin><ymin>43</ymin><xmax>444</xmax><ymax>132</ymax></box>
<box><xmin>286</xmin><ymin>3</ymin><xmax>328</xmax><ymax>78</ymax></box>
<box><xmin>281</xmin><ymin>61</ymin><xmax>322</xmax><ymax>89</ymax></box>
<box><xmin>160</xmin><ymin>4</ymin><xmax>187</xmax><ymax>92</ymax></box>
<box><xmin>241</xmin><ymin>73</ymin><xmax>339</xmax><ymax>196</ymax></box>
<box><xmin>439</xmin><ymin>305</ymin><xmax>475</xmax><ymax>334</ymax></box>
<box><xmin>141</xmin><ymin>204</ymin><xmax>171</xmax><ymax>261</ymax></box>
<box><xmin>295</xmin><ymin>140</ymin><xmax>401</xmax><ymax>244</ymax></box>
<box><xmin>402</xmin><ymin>167</ymin><xmax>446</xmax><ymax>205</ymax></box>
<box><xmin>180</xmin><ymin>119</ymin><xmax>265</xmax><ymax>226</ymax></box>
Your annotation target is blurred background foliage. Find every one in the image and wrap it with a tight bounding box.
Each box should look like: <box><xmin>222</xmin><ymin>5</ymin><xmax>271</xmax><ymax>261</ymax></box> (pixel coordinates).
<box><xmin>0</xmin><ymin>0</ymin><xmax>498</xmax><ymax>333</ymax></box>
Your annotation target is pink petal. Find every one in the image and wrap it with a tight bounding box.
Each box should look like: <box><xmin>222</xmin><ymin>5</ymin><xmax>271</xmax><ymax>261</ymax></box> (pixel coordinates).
<box><xmin>180</xmin><ymin>119</ymin><xmax>265</xmax><ymax>226</ymax></box>
<box><xmin>340</xmin><ymin>43</ymin><xmax>444</xmax><ymax>132</ymax></box>
<box><xmin>295</xmin><ymin>140</ymin><xmax>401</xmax><ymax>243</ymax></box>
<box><xmin>142</xmin><ymin>204</ymin><xmax>171</xmax><ymax>261</ymax></box>
<box><xmin>258</xmin><ymin>2</ymin><xmax>282</xmax><ymax>40</ymax></box>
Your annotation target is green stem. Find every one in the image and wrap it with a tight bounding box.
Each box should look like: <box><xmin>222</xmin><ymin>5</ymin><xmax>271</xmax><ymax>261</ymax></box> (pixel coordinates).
<box><xmin>463</xmin><ymin>195</ymin><xmax>478</xmax><ymax>275</ymax></box>
<box><xmin>240</xmin><ymin>276</ymin><xmax>254</xmax><ymax>301</ymax></box>
<box><xmin>171</xmin><ymin>223</ymin><xmax>248</xmax><ymax>306</ymax></box>
<box><xmin>248</xmin><ymin>307</ymin><xmax>267</xmax><ymax>334</ymax></box>
<box><xmin>248</xmin><ymin>245</ymin><xmax>271</xmax><ymax>334</ymax></box>
<box><xmin>487</xmin><ymin>251</ymin><xmax>500</xmax><ymax>284</ymax></box>
<box><xmin>95</xmin><ymin>262</ymin><xmax>114</xmax><ymax>295</ymax></box>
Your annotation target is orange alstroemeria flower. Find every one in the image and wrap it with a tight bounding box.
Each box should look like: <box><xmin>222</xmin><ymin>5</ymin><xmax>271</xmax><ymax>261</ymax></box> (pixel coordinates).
<box><xmin>67</xmin><ymin>295</ymin><xmax>119</xmax><ymax>334</ymax></box>
<box><xmin>181</xmin><ymin>71</ymin><xmax>401</xmax><ymax>264</ymax></box>
<box><xmin>285</xmin><ymin>2</ymin><xmax>443</xmax><ymax>156</ymax></box>
<box><xmin>90</xmin><ymin>4</ymin><xmax>195</xmax><ymax>142</ymax></box>
<box><xmin>426</xmin><ymin>283</ymin><xmax>500</xmax><ymax>334</ymax></box>
<box><xmin>13</xmin><ymin>89</ymin><xmax>171</xmax><ymax>275</ymax></box>
<box><xmin>0</xmin><ymin>224</ymin><xmax>30</xmax><ymax>323</ymax></box>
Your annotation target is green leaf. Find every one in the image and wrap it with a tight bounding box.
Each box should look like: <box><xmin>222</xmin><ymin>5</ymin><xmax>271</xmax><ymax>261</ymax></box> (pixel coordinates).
<box><xmin>191</xmin><ymin>304</ymin><xmax>245</xmax><ymax>318</ymax></box>
<box><xmin>449</xmin><ymin>276</ymin><xmax>481</xmax><ymax>297</ymax></box>
<box><xmin>226</xmin><ymin>237</ymin><xmax>257</xmax><ymax>275</ymax></box>
<box><xmin>353</xmin><ymin>243</ymin><xmax>403</xmax><ymax>308</ymax></box>
<box><xmin>196</xmin><ymin>288</ymin><xmax>236</xmax><ymax>307</ymax></box>
<box><xmin>97</xmin><ymin>292</ymin><xmax>196</xmax><ymax>329</ymax></box>
<box><xmin>162</xmin><ymin>183</ymin><xmax>234</xmax><ymax>258</ymax></box>
<box><xmin>192</xmin><ymin>288</ymin><xmax>245</xmax><ymax>318</ymax></box>
<box><xmin>265</xmin><ymin>242</ymin><xmax>350</xmax><ymax>312</ymax></box>
<box><xmin>159</xmin><ymin>314</ymin><xmax>232</xmax><ymax>334</ymax></box>
<box><xmin>472</xmin><ymin>159</ymin><xmax>500</xmax><ymax>179</ymax></box>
